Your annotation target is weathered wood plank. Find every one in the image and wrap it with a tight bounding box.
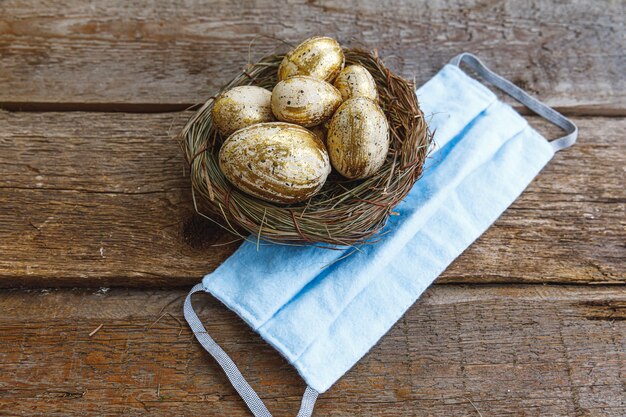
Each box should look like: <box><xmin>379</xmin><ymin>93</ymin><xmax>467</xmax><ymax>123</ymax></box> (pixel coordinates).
<box><xmin>1</xmin><ymin>0</ymin><xmax>624</xmax><ymax>113</ymax></box>
<box><xmin>0</xmin><ymin>111</ymin><xmax>624</xmax><ymax>287</ymax></box>
<box><xmin>0</xmin><ymin>285</ymin><xmax>624</xmax><ymax>416</ymax></box>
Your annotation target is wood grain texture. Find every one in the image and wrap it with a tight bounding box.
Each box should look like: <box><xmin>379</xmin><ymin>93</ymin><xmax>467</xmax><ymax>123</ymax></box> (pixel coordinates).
<box><xmin>0</xmin><ymin>0</ymin><xmax>624</xmax><ymax>113</ymax></box>
<box><xmin>1</xmin><ymin>1</ymin><xmax>624</xmax><ymax>415</ymax></box>
<box><xmin>0</xmin><ymin>285</ymin><xmax>624</xmax><ymax>416</ymax></box>
<box><xmin>1</xmin><ymin>111</ymin><xmax>624</xmax><ymax>287</ymax></box>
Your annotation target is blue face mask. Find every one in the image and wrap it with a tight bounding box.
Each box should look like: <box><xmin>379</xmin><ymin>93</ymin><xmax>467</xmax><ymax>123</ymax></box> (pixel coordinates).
<box><xmin>183</xmin><ymin>53</ymin><xmax>577</xmax><ymax>417</ymax></box>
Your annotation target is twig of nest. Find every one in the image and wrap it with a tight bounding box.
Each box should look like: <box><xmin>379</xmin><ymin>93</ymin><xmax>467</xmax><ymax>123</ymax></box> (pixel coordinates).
<box><xmin>180</xmin><ymin>49</ymin><xmax>432</xmax><ymax>246</ymax></box>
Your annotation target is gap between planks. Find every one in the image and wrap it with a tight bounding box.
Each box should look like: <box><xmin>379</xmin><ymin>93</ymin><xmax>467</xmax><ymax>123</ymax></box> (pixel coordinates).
<box><xmin>0</xmin><ymin>284</ymin><xmax>623</xmax><ymax>416</ymax></box>
<box><xmin>1</xmin><ymin>101</ymin><xmax>625</xmax><ymax>117</ymax></box>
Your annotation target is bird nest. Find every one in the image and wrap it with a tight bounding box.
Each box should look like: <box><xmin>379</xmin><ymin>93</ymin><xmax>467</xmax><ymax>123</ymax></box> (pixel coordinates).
<box><xmin>180</xmin><ymin>49</ymin><xmax>432</xmax><ymax>246</ymax></box>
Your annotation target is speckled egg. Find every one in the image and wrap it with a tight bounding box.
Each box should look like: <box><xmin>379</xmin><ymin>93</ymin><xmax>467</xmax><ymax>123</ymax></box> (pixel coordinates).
<box><xmin>211</xmin><ymin>86</ymin><xmax>275</xmax><ymax>137</ymax></box>
<box><xmin>333</xmin><ymin>64</ymin><xmax>378</xmax><ymax>101</ymax></box>
<box><xmin>271</xmin><ymin>76</ymin><xmax>342</xmax><ymax>127</ymax></box>
<box><xmin>327</xmin><ymin>97</ymin><xmax>390</xmax><ymax>180</ymax></box>
<box><xmin>278</xmin><ymin>36</ymin><xmax>345</xmax><ymax>83</ymax></box>
<box><xmin>218</xmin><ymin>122</ymin><xmax>331</xmax><ymax>204</ymax></box>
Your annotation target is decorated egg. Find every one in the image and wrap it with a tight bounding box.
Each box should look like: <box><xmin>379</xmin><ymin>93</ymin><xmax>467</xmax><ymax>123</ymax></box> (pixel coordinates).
<box><xmin>271</xmin><ymin>76</ymin><xmax>342</xmax><ymax>127</ymax></box>
<box><xmin>218</xmin><ymin>122</ymin><xmax>331</xmax><ymax>204</ymax></box>
<box><xmin>327</xmin><ymin>97</ymin><xmax>390</xmax><ymax>180</ymax></box>
<box><xmin>211</xmin><ymin>86</ymin><xmax>275</xmax><ymax>137</ymax></box>
<box><xmin>333</xmin><ymin>64</ymin><xmax>378</xmax><ymax>101</ymax></box>
<box><xmin>278</xmin><ymin>36</ymin><xmax>345</xmax><ymax>83</ymax></box>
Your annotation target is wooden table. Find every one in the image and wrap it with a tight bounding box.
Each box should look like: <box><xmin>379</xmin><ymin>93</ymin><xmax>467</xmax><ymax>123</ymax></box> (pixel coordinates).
<box><xmin>1</xmin><ymin>1</ymin><xmax>624</xmax><ymax>415</ymax></box>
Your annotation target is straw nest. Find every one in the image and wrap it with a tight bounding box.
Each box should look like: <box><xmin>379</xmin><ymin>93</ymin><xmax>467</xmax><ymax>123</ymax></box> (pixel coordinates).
<box><xmin>180</xmin><ymin>49</ymin><xmax>432</xmax><ymax>246</ymax></box>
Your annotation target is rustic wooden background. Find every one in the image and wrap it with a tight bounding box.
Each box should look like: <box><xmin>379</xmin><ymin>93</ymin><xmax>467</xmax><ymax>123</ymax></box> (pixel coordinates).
<box><xmin>0</xmin><ymin>0</ymin><xmax>624</xmax><ymax>416</ymax></box>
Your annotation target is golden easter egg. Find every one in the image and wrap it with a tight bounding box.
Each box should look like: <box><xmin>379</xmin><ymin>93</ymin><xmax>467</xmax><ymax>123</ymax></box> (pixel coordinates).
<box><xmin>333</xmin><ymin>64</ymin><xmax>378</xmax><ymax>101</ymax></box>
<box><xmin>211</xmin><ymin>86</ymin><xmax>275</xmax><ymax>137</ymax></box>
<box><xmin>278</xmin><ymin>36</ymin><xmax>345</xmax><ymax>83</ymax></box>
<box><xmin>218</xmin><ymin>122</ymin><xmax>331</xmax><ymax>204</ymax></box>
<box><xmin>271</xmin><ymin>76</ymin><xmax>342</xmax><ymax>127</ymax></box>
<box><xmin>327</xmin><ymin>97</ymin><xmax>390</xmax><ymax>180</ymax></box>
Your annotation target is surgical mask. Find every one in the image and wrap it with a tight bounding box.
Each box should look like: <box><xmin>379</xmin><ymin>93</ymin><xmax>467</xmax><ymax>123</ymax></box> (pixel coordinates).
<box><xmin>183</xmin><ymin>53</ymin><xmax>577</xmax><ymax>417</ymax></box>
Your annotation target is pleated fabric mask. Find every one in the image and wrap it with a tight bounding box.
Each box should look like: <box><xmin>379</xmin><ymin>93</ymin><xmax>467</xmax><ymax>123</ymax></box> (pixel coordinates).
<box><xmin>183</xmin><ymin>53</ymin><xmax>577</xmax><ymax>416</ymax></box>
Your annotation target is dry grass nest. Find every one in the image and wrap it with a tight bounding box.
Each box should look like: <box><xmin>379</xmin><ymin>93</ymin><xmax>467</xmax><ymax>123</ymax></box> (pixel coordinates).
<box><xmin>180</xmin><ymin>49</ymin><xmax>432</xmax><ymax>247</ymax></box>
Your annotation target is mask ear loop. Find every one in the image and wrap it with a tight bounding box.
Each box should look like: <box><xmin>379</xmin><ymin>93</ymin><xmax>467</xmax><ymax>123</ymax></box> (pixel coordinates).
<box><xmin>449</xmin><ymin>53</ymin><xmax>578</xmax><ymax>152</ymax></box>
<box><xmin>184</xmin><ymin>284</ymin><xmax>319</xmax><ymax>417</ymax></box>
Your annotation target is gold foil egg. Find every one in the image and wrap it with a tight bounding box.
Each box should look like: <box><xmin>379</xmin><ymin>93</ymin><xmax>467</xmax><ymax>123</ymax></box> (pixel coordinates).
<box><xmin>271</xmin><ymin>76</ymin><xmax>342</xmax><ymax>127</ymax></box>
<box><xmin>333</xmin><ymin>64</ymin><xmax>378</xmax><ymax>101</ymax></box>
<box><xmin>218</xmin><ymin>122</ymin><xmax>331</xmax><ymax>204</ymax></box>
<box><xmin>278</xmin><ymin>36</ymin><xmax>345</xmax><ymax>83</ymax></box>
<box><xmin>211</xmin><ymin>86</ymin><xmax>275</xmax><ymax>137</ymax></box>
<box><xmin>327</xmin><ymin>97</ymin><xmax>390</xmax><ymax>180</ymax></box>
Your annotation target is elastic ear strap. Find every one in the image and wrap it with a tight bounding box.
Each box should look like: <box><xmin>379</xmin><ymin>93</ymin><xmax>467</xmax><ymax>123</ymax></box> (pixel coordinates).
<box><xmin>449</xmin><ymin>53</ymin><xmax>578</xmax><ymax>152</ymax></box>
<box><xmin>183</xmin><ymin>284</ymin><xmax>319</xmax><ymax>417</ymax></box>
